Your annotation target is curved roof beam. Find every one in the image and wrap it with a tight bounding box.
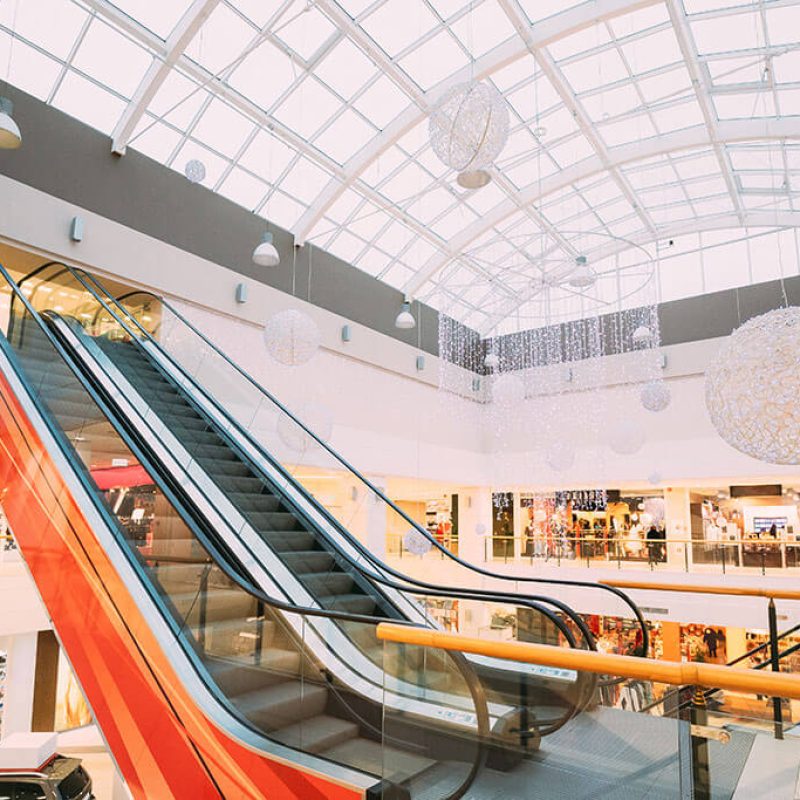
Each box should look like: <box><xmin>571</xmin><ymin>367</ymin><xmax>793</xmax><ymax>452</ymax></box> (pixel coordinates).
<box><xmin>473</xmin><ymin>209</ymin><xmax>800</xmax><ymax>336</ymax></box>
<box><xmin>111</xmin><ymin>0</ymin><xmax>221</xmax><ymax>155</ymax></box>
<box><xmin>403</xmin><ymin>116</ymin><xmax>800</xmax><ymax>297</ymax></box>
<box><xmin>292</xmin><ymin>0</ymin><xmax>661</xmax><ymax>245</ymax></box>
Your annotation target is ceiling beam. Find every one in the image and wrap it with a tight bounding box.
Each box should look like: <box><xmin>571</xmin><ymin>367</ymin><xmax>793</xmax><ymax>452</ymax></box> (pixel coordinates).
<box><xmin>111</xmin><ymin>0</ymin><xmax>220</xmax><ymax>155</ymax></box>
<box><xmin>403</xmin><ymin>116</ymin><xmax>800</xmax><ymax>297</ymax></box>
<box><xmin>292</xmin><ymin>0</ymin><xmax>661</xmax><ymax>245</ymax></box>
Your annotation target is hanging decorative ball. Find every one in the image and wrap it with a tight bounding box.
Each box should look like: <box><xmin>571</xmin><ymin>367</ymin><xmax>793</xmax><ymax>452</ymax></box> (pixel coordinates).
<box><xmin>264</xmin><ymin>309</ymin><xmax>321</xmax><ymax>365</ymax></box>
<box><xmin>184</xmin><ymin>159</ymin><xmax>206</xmax><ymax>184</ymax></box>
<box><xmin>567</xmin><ymin>256</ymin><xmax>597</xmax><ymax>289</ymax></box>
<box><xmin>546</xmin><ymin>441</ymin><xmax>575</xmax><ymax>472</ymax></box>
<box><xmin>403</xmin><ymin>528</ymin><xmax>433</xmax><ymax>556</ymax></box>
<box><xmin>277</xmin><ymin>402</ymin><xmax>333</xmax><ymax>454</ymax></box>
<box><xmin>484</xmin><ymin>352</ymin><xmax>500</xmax><ymax>369</ymax></box>
<box><xmin>631</xmin><ymin>325</ymin><xmax>654</xmax><ymax>347</ymax></box>
<box><xmin>475</xmin><ymin>523</ymin><xmax>488</xmax><ymax>537</ymax></box>
<box><xmin>640</xmin><ymin>380</ymin><xmax>671</xmax><ymax>413</ymax></box>
<box><xmin>492</xmin><ymin>373</ymin><xmax>525</xmax><ymax>406</ymax></box>
<box><xmin>610</xmin><ymin>419</ymin><xmax>645</xmax><ymax>455</ymax></box>
<box><xmin>429</xmin><ymin>81</ymin><xmax>510</xmax><ymax>181</ymax></box>
<box><xmin>647</xmin><ymin>471</ymin><xmax>663</xmax><ymax>486</ymax></box>
<box><xmin>705</xmin><ymin>307</ymin><xmax>800</xmax><ymax>464</ymax></box>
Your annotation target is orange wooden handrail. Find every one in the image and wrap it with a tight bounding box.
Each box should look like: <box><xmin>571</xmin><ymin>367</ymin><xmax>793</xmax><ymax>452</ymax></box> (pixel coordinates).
<box><xmin>600</xmin><ymin>579</ymin><xmax>800</xmax><ymax>601</ymax></box>
<box><xmin>375</xmin><ymin>623</ymin><xmax>800</xmax><ymax>699</ymax></box>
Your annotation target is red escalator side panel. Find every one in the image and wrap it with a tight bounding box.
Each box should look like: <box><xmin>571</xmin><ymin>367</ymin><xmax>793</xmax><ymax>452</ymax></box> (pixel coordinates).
<box><xmin>0</xmin><ymin>372</ymin><xmax>364</xmax><ymax>800</ymax></box>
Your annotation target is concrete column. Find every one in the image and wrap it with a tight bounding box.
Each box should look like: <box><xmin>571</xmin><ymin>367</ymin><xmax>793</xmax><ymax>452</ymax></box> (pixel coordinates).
<box><xmin>663</xmin><ymin>487</ymin><xmax>692</xmax><ymax>571</ymax></box>
<box><xmin>726</xmin><ymin>626</ymin><xmax>748</xmax><ymax>667</ymax></box>
<box><xmin>457</xmin><ymin>488</ymin><xmax>493</xmax><ymax>566</ymax></box>
<box><xmin>2</xmin><ymin>631</ymin><xmax>38</xmax><ymax>736</ymax></box>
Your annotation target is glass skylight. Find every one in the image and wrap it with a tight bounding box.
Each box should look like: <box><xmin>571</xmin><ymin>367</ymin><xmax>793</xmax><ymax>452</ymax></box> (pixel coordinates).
<box><xmin>0</xmin><ymin>0</ymin><xmax>797</xmax><ymax>332</ymax></box>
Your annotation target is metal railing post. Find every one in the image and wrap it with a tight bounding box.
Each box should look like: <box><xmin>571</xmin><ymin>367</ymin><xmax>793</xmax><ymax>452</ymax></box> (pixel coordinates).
<box><xmin>768</xmin><ymin>598</ymin><xmax>785</xmax><ymax>740</ymax></box>
<box><xmin>690</xmin><ymin>686</ymin><xmax>711</xmax><ymax>800</ymax></box>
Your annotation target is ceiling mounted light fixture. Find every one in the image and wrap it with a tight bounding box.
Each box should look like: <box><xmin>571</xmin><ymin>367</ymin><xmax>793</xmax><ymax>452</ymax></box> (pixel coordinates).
<box><xmin>395</xmin><ymin>299</ymin><xmax>416</xmax><ymax>330</ymax></box>
<box><xmin>253</xmin><ymin>231</ymin><xmax>280</xmax><ymax>267</ymax></box>
<box><xmin>567</xmin><ymin>255</ymin><xmax>597</xmax><ymax>289</ymax></box>
<box><xmin>0</xmin><ymin>97</ymin><xmax>21</xmax><ymax>149</ymax></box>
<box><xmin>457</xmin><ymin>169</ymin><xmax>491</xmax><ymax>190</ymax></box>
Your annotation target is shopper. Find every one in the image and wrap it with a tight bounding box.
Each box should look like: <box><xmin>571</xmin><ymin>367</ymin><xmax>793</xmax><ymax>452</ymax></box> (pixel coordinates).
<box><xmin>703</xmin><ymin>628</ymin><xmax>718</xmax><ymax>659</ymax></box>
<box><xmin>646</xmin><ymin>524</ymin><xmax>661</xmax><ymax>566</ymax></box>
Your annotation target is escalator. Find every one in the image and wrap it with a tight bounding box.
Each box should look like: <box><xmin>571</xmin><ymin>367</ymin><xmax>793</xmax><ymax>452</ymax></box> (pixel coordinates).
<box><xmin>0</xmin><ymin>260</ymin><xmax>651</xmax><ymax>798</ymax></box>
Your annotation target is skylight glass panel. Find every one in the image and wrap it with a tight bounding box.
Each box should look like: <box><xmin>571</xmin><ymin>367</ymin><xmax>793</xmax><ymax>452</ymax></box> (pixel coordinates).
<box><xmin>228</xmin><ymin>41</ymin><xmax>298</xmax><ymax>112</ymax></box>
<box><xmin>327</xmin><ymin>229</ymin><xmax>368</xmax><ymax>263</ymax></box>
<box><xmin>0</xmin><ymin>33</ymin><xmax>61</xmax><ymax>101</ymax></box>
<box><xmin>316</xmin><ymin>38</ymin><xmax>376</xmax><ymax>99</ymax></box>
<box><xmin>356</xmin><ymin>247</ymin><xmax>392</xmax><ymax>276</ymax></box>
<box><xmin>608</xmin><ymin>3</ymin><xmax>671</xmax><ymax>38</ymax></box>
<box><xmin>448</xmin><ymin>1</ymin><xmax>516</xmax><ymax>58</ymax></box>
<box><xmin>71</xmin><ymin>18</ymin><xmax>152</xmax><ymax>98</ymax></box>
<box><xmin>684</xmin><ymin>176</ymin><xmax>729</xmax><ymax>198</ymax></box>
<box><xmin>0</xmin><ymin>0</ymin><xmax>87</xmax><ymax>61</ymax></box>
<box><xmin>146</xmin><ymin>69</ymin><xmax>210</xmax><ymax>131</ymax></box>
<box><xmin>672</xmin><ymin>151</ymin><xmax>719</xmax><ymax>180</ymax></box>
<box><xmin>650</xmin><ymin>99</ymin><xmax>705</xmax><ymax>132</ymax></box>
<box><xmin>619</xmin><ymin>28</ymin><xmax>683</xmax><ymax>75</ymax></box>
<box><xmin>738</xmin><ymin>173</ymin><xmax>787</xmax><ymax>191</ymax></box>
<box><xmin>727</xmin><ymin>146</ymin><xmax>783</xmax><ymax>171</ymax></box>
<box><xmin>681</xmin><ymin>0</ymin><xmax>753</xmax><ymax>13</ymax></box>
<box><xmin>185</xmin><ymin>4</ymin><xmax>255</xmax><ymax>74</ymax></box>
<box><xmin>191</xmin><ymin>98</ymin><xmax>254</xmax><ymax>158</ymax></box>
<box><xmin>639</xmin><ymin>184</ymin><xmax>688</xmax><ymax>206</ymax></box>
<box><xmin>348</xmin><ymin>202</ymin><xmax>391</xmax><ymax>240</ymax></box>
<box><xmin>273</xmin><ymin>76</ymin><xmax>341</xmax><ymax>138</ymax></box>
<box><xmin>579</xmin><ymin>177</ymin><xmax>624</xmax><ymax>206</ymax></box>
<box><xmin>714</xmin><ymin>90</ymin><xmax>775</xmax><ymax>119</ymax></box>
<box><xmin>130</xmin><ymin>115</ymin><xmax>183</xmax><ymax>163</ymax></box>
<box><xmin>360</xmin><ymin>146</ymin><xmax>408</xmax><ymax>186</ymax></box>
<box><xmin>490</xmin><ymin>55</ymin><xmax>540</xmax><ymax>93</ymax></box>
<box><xmin>550</xmin><ymin>23</ymin><xmax>613</xmax><ymax>61</ymax></box>
<box><xmin>649</xmin><ymin>202</ymin><xmax>696</xmax><ymax>224</ymax></box>
<box><xmin>399</xmin><ymin>29</ymin><xmax>470</xmax><ymax>91</ymax></box>
<box><xmin>237</xmin><ymin>129</ymin><xmax>295</xmax><ymax>183</ymax></box>
<box><xmin>596</xmin><ymin>198</ymin><xmax>636</xmax><ymax>223</ymax></box>
<box><xmin>413</xmin><ymin>145</ymin><xmax>452</xmax><ymax>179</ymax></box>
<box><xmin>463</xmin><ymin>182</ymin><xmax>507</xmax><ymax>215</ymax></box>
<box><xmin>691</xmin><ymin>195</ymin><xmax>734</xmax><ymax>215</ymax></box>
<box><xmin>326</xmin><ymin>188</ymin><xmax>364</xmax><ymax>224</ymax></box>
<box><xmin>170</xmin><ymin>139</ymin><xmax>229</xmax><ymax>185</ymax></box>
<box><xmin>538</xmin><ymin>105</ymin><xmax>580</xmax><ymax>140</ymax></box>
<box><xmin>427</xmin><ymin>0</ymin><xmax>476</xmax><ymax>20</ymax></box>
<box><xmin>313</xmin><ymin>109</ymin><xmax>376</xmax><ymax>163</ymax></box>
<box><xmin>360</xmin><ymin>0</ymin><xmax>440</xmax><ymax>59</ymax></box>
<box><xmin>546</xmin><ymin>134</ymin><xmax>596</xmax><ymax>167</ymax></box>
<box><xmin>689</xmin><ymin>12</ymin><xmax>763</xmax><ymax>55</ymax></box>
<box><xmin>261</xmin><ymin>190</ymin><xmax>306</xmax><ymax>228</ymax></box>
<box><xmin>777</xmin><ymin>89</ymin><xmax>800</xmax><ymax>116</ymax></box>
<box><xmin>506</xmin><ymin>75</ymin><xmax>562</xmax><ymax>122</ymax></box>
<box><xmin>501</xmin><ymin>128</ymin><xmax>540</xmax><ymax>163</ymax></box>
<box><xmin>518</xmin><ymin>0</ymin><xmax>583</xmax><ymax>24</ymax></box>
<box><xmin>580</xmin><ymin>83</ymin><xmax>642</xmax><ymax>121</ymax></box>
<box><xmin>431</xmin><ymin>205</ymin><xmax>479</xmax><ymax>239</ymax></box>
<box><xmin>378</xmin><ymin>160</ymin><xmax>432</xmax><ymax>203</ymax></box>
<box><xmin>707</xmin><ymin>56</ymin><xmax>767</xmax><ymax>86</ymax></box>
<box><xmin>560</xmin><ymin>47</ymin><xmax>630</xmax><ymax>93</ymax></box>
<box><xmin>52</xmin><ymin>70</ymin><xmax>127</xmax><ymax>134</ymax></box>
<box><xmin>772</xmin><ymin>50</ymin><xmax>800</xmax><ymax>86</ymax></box>
<box><xmin>625</xmin><ymin>160</ymin><xmax>679</xmax><ymax>190</ymax></box>
<box><xmin>401</xmin><ymin>238</ymin><xmax>439</xmax><ymax>268</ymax></box>
<box><xmin>374</xmin><ymin>221</ymin><xmax>417</xmax><ymax>256</ymax></box>
<box><xmin>229</xmin><ymin>0</ymin><xmax>286</xmax><ymax>28</ymax></box>
<box><xmin>109</xmin><ymin>0</ymin><xmax>192</xmax><ymax>39</ymax></box>
<box><xmin>217</xmin><ymin>167</ymin><xmax>269</xmax><ymax>210</ymax></box>
<box><xmin>765</xmin><ymin>4</ymin><xmax>800</xmax><ymax>48</ymax></box>
<box><xmin>279</xmin><ymin>157</ymin><xmax>332</xmax><ymax>205</ymax></box>
<box><xmin>380</xmin><ymin>262</ymin><xmax>414</xmax><ymax>289</ymax></box>
<box><xmin>274</xmin><ymin>3</ymin><xmax>337</xmax><ymax>61</ymax></box>
<box><xmin>352</xmin><ymin>74</ymin><xmax>410</xmax><ymax>129</ymax></box>
<box><xmin>407</xmin><ymin>185</ymin><xmax>457</xmax><ymax>224</ymax></box>
<box><xmin>637</xmin><ymin>65</ymin><xmax>693</xmax><ymax>104</ymax></box>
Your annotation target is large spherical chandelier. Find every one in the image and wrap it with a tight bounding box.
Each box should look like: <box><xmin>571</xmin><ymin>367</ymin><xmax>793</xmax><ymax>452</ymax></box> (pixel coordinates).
<box><xmin>705</xmin><ymin>307</ymin><xmax>800</xmax><ymax>464</ymax></box>
<box><xmin>429</xmin><ymin>81</ymin><xmax>509</xmax><ymax>188</ymax></box>
<box><xmin>609</xmin><ymin>419</ymin><xmax>646</xmax><ymax>455</ymax></box>
<box><xmin>264</xmin><ymin>309</ymin><xmax>320</xmax><ymax>366</ymax></box>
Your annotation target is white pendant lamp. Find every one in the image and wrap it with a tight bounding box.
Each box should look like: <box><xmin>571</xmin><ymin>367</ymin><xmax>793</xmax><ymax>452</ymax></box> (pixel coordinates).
<box><xmin>395</xmin><ymin>299</ymin><xmax>416</xmax><ymax>330</ymax></box>
<box><xmin>0</xmin><ymin>97</ymin><xmax>21</xmax><ymax>149</ymax></box>
<box><xmin>484</xmin><ymin>352</ymin><xmax>500</xmax><ymax>369</ymax></box>
<box><xmin>252</xmin><ymin>231</ymin><xmax>280</xmax><ymax>267</ymax></box>
<box><xmin>568</xmin><ymin>255</ymin><xmax>597</xmax><ymax>289</ymax></box>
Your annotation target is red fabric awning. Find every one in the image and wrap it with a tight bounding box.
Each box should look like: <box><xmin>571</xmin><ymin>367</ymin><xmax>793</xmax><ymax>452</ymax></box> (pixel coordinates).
<box><xmin>91</xmin><ymin>464</ymin><xmax>153</xmax><ymax>490</ymax></box>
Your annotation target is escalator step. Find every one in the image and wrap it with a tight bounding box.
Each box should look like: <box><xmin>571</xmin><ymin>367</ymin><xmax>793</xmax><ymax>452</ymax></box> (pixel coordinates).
<box><xmin>320</xmin><ymin>738</ymin><xmax>435</xmax><ymax>784</ymax></box>
<box><xmin>272</xmin><ymin>715</ymin><xmax>360</xmax><ymax>754</ymax></box>
<box><xmin>227</xmin><ymin>493</ymin><xmax>283</xmax><ymax>513</ymax></box>
<box><xmin>167</xmin><ymin>588</ymin><xmax>258</xmax><ymax>624</ymax></box>
<box><xmin>251</xmin><ymin>511</ymin><xmax>304</xmax><ymax>531</ymax></box>
<box><xmin>280</xmin><ymin>551</ymin><xmax>335</xmax><ymax>574</ymax></box>
<box><xmin>206</xmin><ymin>651</ymin><xmax>303</xmax><ymax>694</ymax></box>
<box><xmin>261</xmin><ymin>530</ymin><xmax>316</xmax><ymax>552</ymax></box>
<box><xmin>234</xmin><ymin>680</ymin><xmax>328</xmax><ymax>730</ymax></box>
<box><xmin>299</xmin><ymin>572</ymin><xmax>354</xmax><ymax>598</ymax></box>
<box><xmin>319</xmin><ymin>594</ymin><xmax>377</xmax><ymax>616</ymax></box>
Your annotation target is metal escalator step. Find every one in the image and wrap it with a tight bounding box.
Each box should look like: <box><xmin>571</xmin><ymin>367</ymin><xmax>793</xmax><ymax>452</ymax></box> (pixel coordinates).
<box><xmin>280</xmin><ymin>551</ymin><xmax>335</xmax><ymax>574</ymax></box>
<box><xmin>261</xmin><ymin>530</ymin><xmax>317</xmax><ymax>552</ymax></box>
<box><xmin>320</xmin><ymin>738</ymin><xmax>435</xmax><ymax>784</ymax></box>
<box><xmin>200</xmin><ymin>460</ymin><xmax>253</xmax><ymax>479</ymax></box>
<box><xmin>299</xmin><ymin>571</ymin><xmax>354</xmax><ymax>598</ymax></box>
<box><xmin>213</xmin><ymin>474</ymin><xmax>268</xmax><ymax>494</ymax></box>
<box><xmin>319</xmin><ymin>594</ymin><xmax>377</xmax><ymax>616</ymax></box>
<box><xmin>227</xmin><ymin>493</ymin><xmax>283</xmax><ymax>513</ymax></box>
<box><xmin>206</xmin><ymin>651</ymin><xmax>303</xmax><ymax>694</ymax></box>
<box><xmin>250</xmin><ymin>511</ymin><xmax>304</xmax><ymax>531</ymax></box>
<box><xmin>189</xmin><ymin>443</ymin><xmax>241</xmax><ymax>462</ymax></box>
<box><xmin>272</xmin><ymin>715</ymin><xmax>360</xmax><ymax>754</ymax></box>
<box><xmin>233</xmin><ymin>680</ymin><xmax>329</xmax><ymax>730</ymax></box>
<box><xmin>167</xmin><ymin>588</ymin><xmax>258</xmax><ymax>623</ymax></box>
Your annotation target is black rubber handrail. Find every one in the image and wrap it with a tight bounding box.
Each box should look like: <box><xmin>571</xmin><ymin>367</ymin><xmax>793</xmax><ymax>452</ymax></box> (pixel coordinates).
<box><xmin>0</xmin><ymin>262</ymin><xmax>491</xmax><ymax>798</ymax></box>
